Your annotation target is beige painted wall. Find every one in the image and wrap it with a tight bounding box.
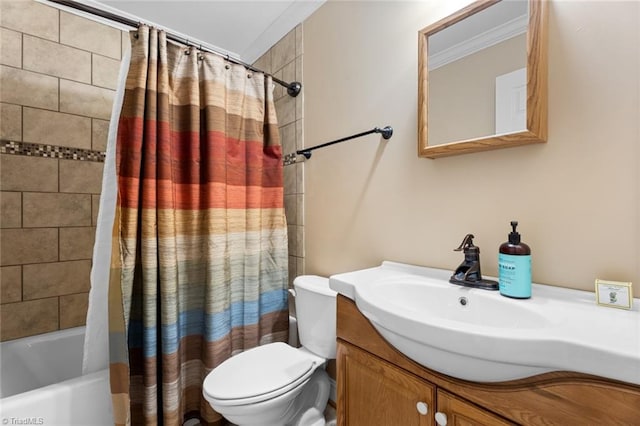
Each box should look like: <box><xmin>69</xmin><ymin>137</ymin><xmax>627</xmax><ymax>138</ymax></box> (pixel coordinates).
<box><xmin>303</xmin><ymin>0</ymin><xmax>639</xmax><ymax>293</ymax></box>
<box><xmin>429</xmin><ymin>34</ymin><xmax>526</xmax><ymax>145</ymax></box>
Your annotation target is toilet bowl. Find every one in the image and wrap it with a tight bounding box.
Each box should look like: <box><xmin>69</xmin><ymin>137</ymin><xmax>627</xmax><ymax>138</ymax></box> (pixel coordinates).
<box><xmin>203</xmin><ymin>276</ymin><xmax>336</xmax><ymax>426</ymax></box>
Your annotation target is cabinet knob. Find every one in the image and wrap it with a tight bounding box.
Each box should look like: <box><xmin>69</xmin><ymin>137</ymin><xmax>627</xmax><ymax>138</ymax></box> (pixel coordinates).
<box><xmin>435</xmin><ymin>412</ymin><xmax>448</xmax><ymax>425</ymax></box>
<box><xmin>416</xmin><ymin>401</ymin><xmax>429</xmax><ymax>415</ymax></box>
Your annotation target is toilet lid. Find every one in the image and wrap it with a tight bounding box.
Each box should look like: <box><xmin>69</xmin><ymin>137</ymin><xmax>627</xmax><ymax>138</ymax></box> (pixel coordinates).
<box><xmin>203</xmin><ymin>342</ymin><xmax>317</xmax><ymax>402</ymax></box>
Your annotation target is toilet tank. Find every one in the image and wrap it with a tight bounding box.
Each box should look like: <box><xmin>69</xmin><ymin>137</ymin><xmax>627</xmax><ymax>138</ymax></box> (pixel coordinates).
<box><xmin>293</xmin><ymin>275</ymin><xmax>337</xmax><ymax>359</ymax></box>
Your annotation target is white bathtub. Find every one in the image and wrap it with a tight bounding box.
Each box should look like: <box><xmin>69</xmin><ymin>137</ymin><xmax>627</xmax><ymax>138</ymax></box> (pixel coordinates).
<box><xmin>0</xmin><ymin>326</ymin><xmax>113</xmax><ymax>425</ymax></box>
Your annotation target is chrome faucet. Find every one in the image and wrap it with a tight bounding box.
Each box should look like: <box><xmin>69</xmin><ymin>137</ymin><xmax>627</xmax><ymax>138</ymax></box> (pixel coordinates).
<box><xmin>449</xmin><ymin>234</ymin><xmax>498</xmax><ymax>290</ymax></box>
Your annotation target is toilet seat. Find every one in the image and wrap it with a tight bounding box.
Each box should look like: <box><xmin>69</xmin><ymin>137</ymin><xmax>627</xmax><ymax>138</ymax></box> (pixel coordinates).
<box><xmin>203</xmin><ymin>343</ymin><xmax>321</xmax><ymax>407</ymax></box>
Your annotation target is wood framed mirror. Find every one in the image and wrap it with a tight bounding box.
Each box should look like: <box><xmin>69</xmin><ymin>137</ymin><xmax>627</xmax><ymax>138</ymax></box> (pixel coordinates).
<box><xmin>418</xmin><ymin>0</ymin><xmax>548</xmax><ymax>159</ymax></box>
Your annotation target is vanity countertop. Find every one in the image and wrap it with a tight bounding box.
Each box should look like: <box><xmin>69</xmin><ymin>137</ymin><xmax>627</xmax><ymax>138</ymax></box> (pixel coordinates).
<box><xmin>329</xmin><ymin>261</ymin><xmax>640</xmax><ymax>386</ymax></box>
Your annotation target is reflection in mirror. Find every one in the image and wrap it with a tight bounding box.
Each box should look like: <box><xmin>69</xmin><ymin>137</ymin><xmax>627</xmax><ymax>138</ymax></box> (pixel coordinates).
<box><xmin>429</xmin><ymin>0</ymin><xmax>527</xmax><ymax>145</ymax></box>
<box><xmin>418</xmin><ymin>0</ymin><xmax>547</xmax><ymax>159</ymax></box>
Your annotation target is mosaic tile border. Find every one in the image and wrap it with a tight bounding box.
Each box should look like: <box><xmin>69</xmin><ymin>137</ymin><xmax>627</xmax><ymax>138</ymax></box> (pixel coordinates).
<box><xmin>0</xmin><ymin>140</ymin><xmax>106</xmax><ymax>162</ymax></box>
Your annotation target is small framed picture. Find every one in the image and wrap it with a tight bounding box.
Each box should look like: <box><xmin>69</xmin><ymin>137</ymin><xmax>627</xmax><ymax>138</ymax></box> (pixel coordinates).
<box><xmin>595</xmin><ymin>279</ymin><xmax>633</xmax><ymax>310</ymax></box>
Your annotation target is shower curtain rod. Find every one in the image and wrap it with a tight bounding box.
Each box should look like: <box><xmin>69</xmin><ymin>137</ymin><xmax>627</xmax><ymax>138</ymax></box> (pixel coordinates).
<box><xmin>46</xmin><ymin>0</ymin><xmax>302</xmax><ymax>97</ymax></box>
<box><xmin>283</xmin><ymin>126</ymin><xmax>393</xmax><ymax>165</ymax></box>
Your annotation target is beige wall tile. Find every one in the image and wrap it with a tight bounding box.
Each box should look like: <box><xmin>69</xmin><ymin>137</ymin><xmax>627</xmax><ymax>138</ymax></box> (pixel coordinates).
<box><xmin>295</xmin><ymin>25</ymin><xmax>303</xmax><ymax>57</ymax></box>
<box><xmin>60</xmin><ymin>292</ymin><xmax>88</xmax><ymax>329</ymax></box>
<box><xmin>1</xmin><ymin>191</ymin><xmax>21</xmax><ymax>228</ymax></box>
<box><xmin>284</xmin><ymin>162</ymin><xmax>296</xmax><ymax>196</ymax></box>
<box><xmin>59</xmin><ymin>227</ymin><xmax>95</xmax><ymax>261</ymax></box>
<box><xmin>0</xmin><ymin>0</ymin><xmax>59</xmax><ymax>42</ymax></box>
<box><xmin>0</xmin><ymin>155</ymin><xmax>58</xmax><ymax>192</ymax></box>
<box><xmin>253</xmin><ymin>51</ymin><xmax>272</xmax><ymax>75</ymax></box>
<box><xmin>296</xmin><ymin>256</ymin><xmax>304</xmax><ymax>277</ymax></box>
<box><xmin>296</xmin><ymin>225</ymin><xmax>304</xmax><ymax>258</ymax></box>
<box><xmin>59</xmin><ymin>160</ymin><xmax>104</xmax><ymax>193</ymax></box>
<box><xmin>273</xmin><ymin>68</ymin><xmax>284</xmax><ymax>100</ymax></box>
<box><xmin>23</xmin><ymin>108</ymin><xmax>91</xmax><ymax>149</ymax></box>
<box><xmin>287</xmin><ymin>224</ymin><xmax>297</xmax><ymax>257</ymax></box>
<box><xmin>295</xmin><ymin>55</ymin><xmax>302</xmax><ymax>87</ymax></box>
<box><xmin>288</xmin><ymin>255</ymin><xmax>296</xmax><ymax>289</ymax></box>
<box><xmin>60</xmin><ymin>12</ymin><xmax>120</xmax><ymax>59</ymax></box>
<box><xmin>0</xmin><ymin>28</ymin><xmax>21</xmax><ymax>67</ymax></box>
<box><xmin>92</xmin><ymin>119</ymin><xmax>109</xmax><ymax>151</ymax></box>
<box><xmin>275</xmin><ymin>96</ymin><xmax>295</xmax><ymax>127</ymax></box>
<box><xmin>92</xmin><ymin>194</ymin><xmax>100</xmax><ymax>226</ymax></box>
<box><xmin>296</xmin><ymin>91</ymin><xmax>303</xmax><ymax>121</ymax></box>
<box><xmin>295</xmin><ymin>119</ymin><xmax>304</xmax><ymax>151</ymax></box>
<box><xmin>284</xmin><ymin>194</ymin><xmax>296</xmax><ymax>226</ymax></box>
<box><xmin>23</xmin><ymin>260</ymin><xmax>91</xmax><ymax>299</ymax></box>
<box><xmin>280</xmin><ymin>122</ymin><xmax>296</xmax><ymax>155</ymax></box>
<box><xmin>0</xmin><ymin>65</ymin><xmax>58</xmax><ymax>110</ymax></box>
<box><xmin>0</xmin><ymin>103</ymin><xmax>21</xmax><ymax>141</ymax></box>
<box><xmin>92</xmin><ymin>54</ymin><xmax>121</xmax><ymax>90</ymax></box>
<box><xmin>282</xmin><ymin>60</ymin><xmax>295</xmax><ymax>97</ymax></box>
<box><xmin>272</xmin><ymin>29</ymin><xmax>296</xmax><ymax>72</ymax></box>
<box><xmin>296</xmin><ymin>162</ymin><xmax>304</xmax><ymax>194</ymax></box>
<box><xmin>23</xmin><ymin>192</ymin><xmax>91</xmax><ymax>227</ymax></box>
<box><xmin>1</xmin><ymin>265</ymin><xmax>21</xmax><ymax>304</ymax></box>
<box><xmin>293</xmin><ymin>56</ymin><xmax>304</xmax><ymax>120</ymax></box>
<box><xmin>0</xmin><ymin>297</ymin><xmax>58</xmax><ymax>341</ymax></box>
<box><xmin>23</xmin><ymin>35</ymin><xmax>91</xmax><ymax>83</ymax></box>
<box><xmin>296</xmin><ymin>194</ymin><xmax>304</xmax><ymax>226</ymax></box>
<box><xmin>0</xmin><ymin>228</ymin><xmax>58</xmax><ymax>266</ymax></box>
<box><xmin>59</xmin><ymin>79</ymin><xmax>115</xmax><ymax>120</ymax></box>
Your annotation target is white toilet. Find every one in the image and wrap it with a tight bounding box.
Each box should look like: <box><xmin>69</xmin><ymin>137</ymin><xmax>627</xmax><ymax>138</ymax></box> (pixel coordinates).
<box><xmin>203</xmin><ymin>275</ymin><xmax>337</xmax><ymax>426</ymax></box>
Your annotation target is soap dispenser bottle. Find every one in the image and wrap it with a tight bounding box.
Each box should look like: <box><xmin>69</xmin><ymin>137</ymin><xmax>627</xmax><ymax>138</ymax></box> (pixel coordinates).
<box><xmin>498</xmin><ymin>221</ymin><xmax>531</xmax><ymax>298</ymax></box>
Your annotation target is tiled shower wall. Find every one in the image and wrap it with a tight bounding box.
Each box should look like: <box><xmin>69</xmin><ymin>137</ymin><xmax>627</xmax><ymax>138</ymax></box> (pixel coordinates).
<box><xmin>253</xmin><ymin>26</ymin><xmax>305</xmax><ymax>291</ymax></box>
<box><xmin>0</xmin><ymin>2</ymin><xmax>302</xmax><ymax>341</ymax></box>
<box><xmin>0</xmin><ymin>0</ymin><xmax>126</xmax><ymax>341</ymax></box>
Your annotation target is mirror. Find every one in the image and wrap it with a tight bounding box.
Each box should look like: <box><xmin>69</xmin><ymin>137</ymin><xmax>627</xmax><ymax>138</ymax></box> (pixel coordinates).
<box><xmin>418</xmin><ymin>0</ymin><xmax>548</xmax><ymax>158</ymax></box>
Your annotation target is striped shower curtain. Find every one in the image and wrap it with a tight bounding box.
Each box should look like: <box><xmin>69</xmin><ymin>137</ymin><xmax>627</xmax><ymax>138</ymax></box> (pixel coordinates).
<box><xmin>108</xmin><ymin>26</ymin><xmax>289</xmax><ymax>426</ymax></box>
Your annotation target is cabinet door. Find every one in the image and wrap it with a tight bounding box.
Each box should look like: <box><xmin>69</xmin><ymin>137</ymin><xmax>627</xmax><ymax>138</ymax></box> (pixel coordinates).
<box><xmin>337</xmin><ymin>342</ymin><xmax>435</xmax><ymax>426</ymax></box>
<box><xmin>435</xmin><ymin>389</ymin><xmax>515</xmax><ymax>426</ymax></box>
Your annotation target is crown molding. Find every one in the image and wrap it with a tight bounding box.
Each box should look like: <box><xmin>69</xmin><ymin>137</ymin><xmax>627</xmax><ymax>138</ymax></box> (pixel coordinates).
<box><xmin>429</xmin><ymin>14</ymin><xmax>527</xmax><ymax>70</ymax></box>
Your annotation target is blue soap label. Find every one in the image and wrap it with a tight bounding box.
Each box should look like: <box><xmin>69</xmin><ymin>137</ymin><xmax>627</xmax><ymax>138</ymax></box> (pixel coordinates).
<box><xmin>498</xmin><ymin>254</ymin><xmax>531</xmax><ymax>298</ymax></box>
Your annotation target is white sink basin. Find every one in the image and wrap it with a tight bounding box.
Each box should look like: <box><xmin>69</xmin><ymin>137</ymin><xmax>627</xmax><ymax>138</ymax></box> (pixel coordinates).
<box><xmin>362</xmin><ymin>276</ymin><xmax>551</xmax><ymax>329</ymax></box>
<box><xmin>330</xmin><ymin>262</ymin><xmax>640</xmax><ymax>385</ymax></box>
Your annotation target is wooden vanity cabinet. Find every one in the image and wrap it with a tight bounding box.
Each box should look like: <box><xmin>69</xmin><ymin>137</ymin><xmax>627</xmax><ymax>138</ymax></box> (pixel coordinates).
<box><xmin>338</xmin><ymin>342</ymin><xmax>435</xmax><ymax>425</ymax></box>
<box><xmin>435</xmin><ymin>389</ymin><xmax>514</xmax><ymax>426</ymax></box>
<box><xmin>336</xmin><ymin>295</ymin><xmax>640</xmax><ymax>426</ymax></box>
<box><xmin>338</xmin><ymin>342</ymin><xmax>513</xmax><ymax>426</ymax></box>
